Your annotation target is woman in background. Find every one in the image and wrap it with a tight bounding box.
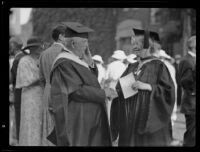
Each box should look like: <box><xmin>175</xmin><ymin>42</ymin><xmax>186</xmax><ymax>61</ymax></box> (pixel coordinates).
<box><xmin>16</xmin><ymin>37</ymin><xmax>44</xmax><ymax>146</ymax></box>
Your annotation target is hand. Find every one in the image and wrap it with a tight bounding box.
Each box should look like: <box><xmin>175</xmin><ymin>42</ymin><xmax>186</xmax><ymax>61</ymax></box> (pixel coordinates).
<box><xmin>132</xmin><ymin>81</ymin><xmax>152</xmax><ymax>91</ymax></box>
<box><xmin>82</xmin><ymin>46</ymin><xmax>94</xmax><ymax>66</ymax></box>
<box><xmin>104</xmin><ymin>88</ymin><xmax>118</xmax><ymax>99</ymax></box>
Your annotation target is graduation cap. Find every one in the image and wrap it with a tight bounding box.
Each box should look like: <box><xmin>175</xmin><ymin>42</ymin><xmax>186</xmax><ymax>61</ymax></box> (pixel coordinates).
<box><xmin>133</xmin><ymin>28</ymin><xmax>160</xmax><ymax>49</ymax></box>
<box><xmin>60</xmin><ymin>22</ymin><xmax>94</xmax><ymax>39</ymax></box>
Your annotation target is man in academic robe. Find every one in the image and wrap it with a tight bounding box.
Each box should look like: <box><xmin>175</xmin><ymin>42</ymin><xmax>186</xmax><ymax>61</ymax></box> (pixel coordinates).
<box><xmin>48</xmin><ymin>22</ymin><xmax>112</xmax><ymax>146</ymax></box>
<box><xmin>110</xmin><ymin>28</ymin><xmax>175</xmax><ymax>146</ymax></box>
<box><xmin>10</xmin><ymin>36</ymin><xmax>24</xmax><ymax>142</ymax></box>
<box><xmin>39</xmin><ymin>23</ymin><xmax>71</xmax><ymax>146</ymax></box>
<box><xmin>178</xmin><ymin>36</ymin><xmax>196</xmax><ymax>147</ymax></box>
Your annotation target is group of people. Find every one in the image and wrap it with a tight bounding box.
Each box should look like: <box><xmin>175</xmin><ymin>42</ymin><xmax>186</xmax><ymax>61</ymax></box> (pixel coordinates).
<box><xmin>9</xmin><ymin>21</ymin><xmax>196</xmax><ymax>147</ymax></box>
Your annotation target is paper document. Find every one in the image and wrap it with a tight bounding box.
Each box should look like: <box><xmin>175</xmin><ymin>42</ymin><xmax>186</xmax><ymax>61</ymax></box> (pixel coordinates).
<box><xmin>119</xmin><ymin>72</ymin><xmax>138</xmax><ymax>99</ymax></box>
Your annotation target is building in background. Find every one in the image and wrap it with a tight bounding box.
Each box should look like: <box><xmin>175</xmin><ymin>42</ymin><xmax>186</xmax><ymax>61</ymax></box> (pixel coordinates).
<box><xmin>9</xmin><ymin>8</ymin><xmax>33</xmax><ymax>46</ymax></box>
<box><xmin>115</xmin><ymin>19</ymin><xmax>142</xmax><ymax>55</ymax></box>
<box><xmin>115</xmin><ymin>8</ymin><xmax>161</xmax><ymax>55</ymax></box>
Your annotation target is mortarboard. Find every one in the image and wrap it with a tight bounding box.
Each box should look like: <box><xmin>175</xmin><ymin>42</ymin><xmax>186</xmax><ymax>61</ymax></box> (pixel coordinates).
<box><xmin>133</xmin><ymin>28</ymin><xmax>160</xmax><ymax>42</ymax></box>
<box><xmin>60</xmin><ymin>22</ymin><xmax>94</xmax><ymax>39</ymax></box>
<box><xmin>133</xmin><ymin>28</ymin><xmax>160</xmax><ymax>49</ymax></box>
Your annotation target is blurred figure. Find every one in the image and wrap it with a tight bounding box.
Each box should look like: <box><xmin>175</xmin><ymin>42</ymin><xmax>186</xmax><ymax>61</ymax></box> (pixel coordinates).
<box><xmin>179</xmin><ymin>36</ymin><xmax>196</xmax><ymax>147</ymax></box>
<box><xmin>105</xmin><ymin>50</ymin><xmax>127</xmax><ymax>126</ymax></box>
<box><xmin>105</xmin><ymin>50</ymin><xmax>127</xmax><ymax>90</ymax></box>
<box><xmin>92</xmin><ymin>55</ymin><xmax>106</xmax><ymax>88</ymax></box>
<box><xmin>39</xmin><ymin>23</ymin><xmax>68</xmax><ymax>146</ymax></box>
<box><xmin>16</xmin><ymin>37</ymin><xmax>44</xmax><ymax>146</ymax></box>
<box><xmin>9</xmin><ymin>36</ymin><xmax>24</xmax><ymax>144</ymax></box>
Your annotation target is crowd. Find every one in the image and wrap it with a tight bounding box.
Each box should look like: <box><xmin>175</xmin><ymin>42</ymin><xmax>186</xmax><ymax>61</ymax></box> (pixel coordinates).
<box><xmin>9</xmin><ymin>21</ymin><xmax>196</xmax><ymax>147</ymax></box>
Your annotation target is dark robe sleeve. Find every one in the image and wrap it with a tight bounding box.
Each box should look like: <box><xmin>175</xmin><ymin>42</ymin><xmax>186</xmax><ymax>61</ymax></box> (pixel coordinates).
<box><xmin>49</xmin><ymin>60</ymin><xmax>105</xmax><ymax>145</ymax></box>
<box><xmin>145</xmin><ymin>63</ymin><xmax>175</xmax><ymax>133</ymax></box>
<box><xmin>110</xmin><ymin>64</ymin><xmax>134</xmax><ymax>141</ymax></box>
<box><xmin>48</xmin><ymin>65</ymin><xmax>70</xmax><ymax>146</ymax></box>
<box><xmin>59</xmin><ymin>61</ymin><xmax>106</xmax><ymax>104</ymax></box>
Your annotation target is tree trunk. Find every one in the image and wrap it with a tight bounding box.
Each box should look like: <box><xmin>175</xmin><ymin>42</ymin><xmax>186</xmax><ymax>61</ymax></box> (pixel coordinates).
<box><xmin>182</xmin><ymin>9</ymin><xmax>191</xmax><ymax>56</ymax></box>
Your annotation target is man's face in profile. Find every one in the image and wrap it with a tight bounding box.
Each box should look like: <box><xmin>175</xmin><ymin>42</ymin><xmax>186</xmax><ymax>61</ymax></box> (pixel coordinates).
<box><xmin>72</xmin><ymin>37</ymin><xmax>89</xmax><ymax>57</ymax></box>
<box><xmin>131</xmin><ymin>35</ymin><xmax>144</xmax><ymax>57</ymax></box>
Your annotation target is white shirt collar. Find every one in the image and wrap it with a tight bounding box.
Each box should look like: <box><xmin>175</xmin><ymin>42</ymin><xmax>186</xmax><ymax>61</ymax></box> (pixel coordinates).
<box><xmin>54</xmin><ymin>42</ymin><xmax>88</xmax><ymax>63</ymax></box>
<box><xmin>188</xmin><ymin>51</ymin><xmax>196</xmax><ymax>58</ymax></box>
<box><xmin>53</xmin><ymin>42</ymin><xmax>73</xmax><ymax>54</ymax></box>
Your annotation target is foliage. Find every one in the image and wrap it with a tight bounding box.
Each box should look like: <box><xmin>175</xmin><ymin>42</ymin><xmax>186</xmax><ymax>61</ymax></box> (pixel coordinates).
<box><xmin>155</xmin><ymin>8</ymin><xmax>196</xmax><ymax>55</ymax></box>
<box><xmin>31</xmin><ymin>8</ymin><xmax>122</xmax><ymax>62</ymax></box>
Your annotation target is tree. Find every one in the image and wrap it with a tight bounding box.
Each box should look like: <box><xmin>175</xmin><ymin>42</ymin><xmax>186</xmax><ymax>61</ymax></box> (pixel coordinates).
<box><xmin>31</xmin><ymin>8</ymin><xmax>122</xmax><ymax>63</ymax></box>
<box><xmin>155</xmin><ymin>8</ymin><xmax>196</xmax><ymax>56</ymax></box>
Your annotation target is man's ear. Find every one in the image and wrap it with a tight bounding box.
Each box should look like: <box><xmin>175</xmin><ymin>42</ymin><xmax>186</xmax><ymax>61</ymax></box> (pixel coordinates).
<box><xmin>58</xmin><ymin>34</ymin><xmax>64</xmax><ymax>41</ymax></box>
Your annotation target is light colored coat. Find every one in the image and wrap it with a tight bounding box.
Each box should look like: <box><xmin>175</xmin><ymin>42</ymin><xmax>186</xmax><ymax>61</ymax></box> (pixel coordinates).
<box><xmin>39</xmin><ymin>43</ymin><xmax>63</xmax><ymax>146</ymax></box>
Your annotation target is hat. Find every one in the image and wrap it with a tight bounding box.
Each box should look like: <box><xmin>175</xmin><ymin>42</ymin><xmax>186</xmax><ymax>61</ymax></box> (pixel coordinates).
<box><xmin>61</xmin><ymin>22</ymin><xmax>94</xmax><ymax>38</ymax></box>
<box><xmin>9</xmin><ymin>36</ymin><xmax>23</xmax><ymax>45</ymax></box>
<box><xmin>159</xmin><ymin>50</ymin><xmax>172</xmax><ymax>59</ymax></box>
<box><xmin>133</xmin><ymin>28</ymin><xmax>160</xmax><ymax>42</ymax></box>
<box><xmin>92</xmin><ymin>55</ymin><xmax>104</xmax><ymax>64</ymax></box>
<box><xmin>22</xmin><ymin>36</ymin><xmax>43</xmax><ymax>51</ymax></box>
<box><xmin>111</xmin><ymin>50</ymin><xmax>127</xmax><ymax>60</ymax></box>
<box><xmin>127</xmin><ymin>54</ymin><xmax>137</xmax><ymax>63</ymax></box>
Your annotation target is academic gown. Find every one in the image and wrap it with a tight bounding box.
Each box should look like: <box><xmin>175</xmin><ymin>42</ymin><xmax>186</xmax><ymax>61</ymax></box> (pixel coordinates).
<box><xmin>49</xmin><ymin>56</ymin><xmax>111</xmax><ymax>146</ymax></box>
<box><xmin>110</xmin><ymin>57</ymin><xmax>175</xmax><ymax>146</ymax></box>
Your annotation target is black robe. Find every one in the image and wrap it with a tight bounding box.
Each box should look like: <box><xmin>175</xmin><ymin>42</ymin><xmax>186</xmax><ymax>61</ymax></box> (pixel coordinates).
<box><xmin>179</xmin><ymin>53</ymin><xmax>196</xmax><ymax>114</ymax></box>
<box><xmin>178</xmin><ymin>53</ymin><xmax>196</xmax><ymax>146</ymax></box>
<box><xmin>110</xmin><ymin>57</ymin><xmax>175</xmax><ymax>146</ymax></box>
<box><xmin>48</xmin><ymin>57</ymin><xmax>111</xmax><ymax>146</ymax></box>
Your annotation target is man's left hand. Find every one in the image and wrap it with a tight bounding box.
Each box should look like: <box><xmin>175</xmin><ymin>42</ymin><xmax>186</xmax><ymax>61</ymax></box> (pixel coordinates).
<box><xmin>83</xmin><ymin>46</ymin><xmax>94</xmax><ymax>67</ymax></box>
